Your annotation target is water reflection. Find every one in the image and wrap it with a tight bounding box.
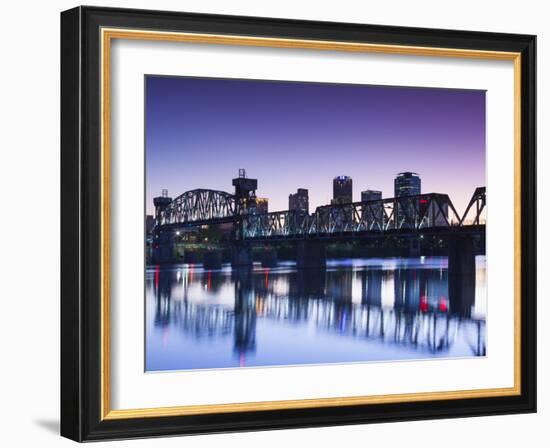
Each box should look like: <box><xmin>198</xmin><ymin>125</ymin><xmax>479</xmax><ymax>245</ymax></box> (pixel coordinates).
<box><xmin>146</xmin><ymin>257</ymin><xmax>486</xmax><ymax>371</ymax></box>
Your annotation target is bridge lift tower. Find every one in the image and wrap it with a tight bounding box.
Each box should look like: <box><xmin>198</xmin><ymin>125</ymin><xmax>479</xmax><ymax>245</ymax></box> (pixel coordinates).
<box><xmin>153</xmin><ymin>188</ymin><xmax>172</xmax><ymax>219</ymax></box>
<box><xmin>232</xmin><ymin>169</ymin><xmax>258</xmax><ymax>214</ymax></box>
<box><xmin>231</xmin><ymin>169</ymin><xmax>257</xmax><ymax>265</ymax></box>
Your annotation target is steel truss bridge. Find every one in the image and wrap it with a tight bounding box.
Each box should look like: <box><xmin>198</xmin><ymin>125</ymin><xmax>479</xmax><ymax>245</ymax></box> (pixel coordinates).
<box><xmin>155</xmin><ymin>187</ymin><xmax>486</xmax><ymax>240</ymax></box>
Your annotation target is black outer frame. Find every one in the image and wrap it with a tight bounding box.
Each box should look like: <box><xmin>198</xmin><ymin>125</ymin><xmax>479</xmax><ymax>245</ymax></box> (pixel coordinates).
<box><xmin>60</xmin><ymin>6</ymin><xmax>536</xmax><ymax>442</ymax></box>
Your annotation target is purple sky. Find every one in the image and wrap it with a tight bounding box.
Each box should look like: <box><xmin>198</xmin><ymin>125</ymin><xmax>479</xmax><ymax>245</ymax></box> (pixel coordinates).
<box><xmin>145</xmin><ymin>76</ymin><xmax>485</xmax><ymax>216</ymax></box>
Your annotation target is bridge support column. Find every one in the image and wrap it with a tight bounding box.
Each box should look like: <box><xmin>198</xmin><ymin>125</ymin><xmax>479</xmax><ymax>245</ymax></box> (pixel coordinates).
<box><xmin>233</xmin><ymin>270</ymin><xmax>256</xmax><ymax>354</ymax></box>
<box><xmin>260</xmin><ymin>247</ymin><xmax>278</xmax><ymax>268</ymax></box>
<box><xmin>408</xmin><ymin>237</ymin><xmax>421</xmax><ymax>257</ymax></box>
<box><xmin>183</xmin><ymin>251</ymin><xmax>199</xmax><ymax>264</ymax></box>
<box><xmin>203</xmin><ymin>250</ymin><xmax>223</xmax><ymax>270</ymax></box>
<box><xmin>231</xmin><ymin>245</ymin><xmax>253</xmax><ymax>269</ymax></box>
<box><xmin>448</xmin><ymin>236</ymin><xmax>476</xmax><ymax>316</ymax></box>
<box><xmin>151</xmin><ymin>231</ymin><xmax>175</xmax><ymax>264</ymax></box>
<box><xmin>296</xmin><ymin>240</ymin><xmax>326</xmax><ymax>269</ymax></box>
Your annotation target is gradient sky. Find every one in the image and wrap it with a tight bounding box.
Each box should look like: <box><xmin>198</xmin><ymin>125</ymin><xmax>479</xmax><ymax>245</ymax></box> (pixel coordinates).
<box><xmin>145</xmin><ymin>76</ymin><xmax>485</xmax><ymax>216</ymax></box>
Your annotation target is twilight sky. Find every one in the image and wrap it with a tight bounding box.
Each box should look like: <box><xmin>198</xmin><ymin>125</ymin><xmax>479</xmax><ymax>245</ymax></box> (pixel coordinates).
<box><xmin>145</xmin><ymin>76</ymin><xmax>485</xmax><ymax>216</ymax></box>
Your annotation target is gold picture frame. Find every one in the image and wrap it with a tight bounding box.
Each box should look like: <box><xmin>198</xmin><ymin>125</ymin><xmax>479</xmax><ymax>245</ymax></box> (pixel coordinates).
<box><xmin>61</xmin><ymin>6</ymin><xmax>536</xmax><ymax>442</ymax></box>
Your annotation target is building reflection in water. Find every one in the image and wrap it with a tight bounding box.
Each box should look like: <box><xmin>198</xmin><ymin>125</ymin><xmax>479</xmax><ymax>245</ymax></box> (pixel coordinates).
<box><xmin>146</xmin><ymin>257</ymin><xmax>487</xmax><ymax>371</ymax></box>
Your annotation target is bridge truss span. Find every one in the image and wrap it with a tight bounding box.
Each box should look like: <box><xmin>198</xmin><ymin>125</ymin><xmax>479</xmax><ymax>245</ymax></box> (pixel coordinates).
<box><xmin>460</xmin><ymin>187</ymin><xmax>486</xmax><ymax>226</ymax></box>
<box><xmin>152</xmin><ymin>187</ymin><xmax>486</xmax><ymax>243</ymax></box>
<box><xmin>242</xmin><ymin>192</ymin><xmax>465</xmax><ymax>240</ymax></box>
<box><xmin>156</xmin><ymin>189</ymin><xmax>236</xmax><ymax>227</ymax></box>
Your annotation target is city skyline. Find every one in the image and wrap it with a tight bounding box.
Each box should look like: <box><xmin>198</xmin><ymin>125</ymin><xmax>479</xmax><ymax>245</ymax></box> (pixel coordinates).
<box><xmin>146</xmin><ymin>76</ymin><xmax>486</xmax><ymax>215</ymax></box>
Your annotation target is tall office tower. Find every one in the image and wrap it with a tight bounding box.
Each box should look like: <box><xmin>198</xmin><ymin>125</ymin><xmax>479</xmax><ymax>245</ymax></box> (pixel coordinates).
<box><xmin>361</xmin><ymin>190</ymin><xmax>382</xmax><ymax>202</ymax></box>
<box><xmin>289</xmin><ymin>188</ymin><xmax>309</xmax><ymax>214</ymax></box>
<box><xmin>361</xmin><ymin>190</ymin><xmax>383</xmax><ymax>227</ymax></box>
<box><xmin>251</xmin><ymin>197</ymin><xmax>269</xmax><ymax>214</ymax></box>
<box><xmin>394</xmin><ymin>172</ymin><xmax>421</xmax><ymax>229</ymax></box>
<box><xmin>394</xmin><ymin>172</ymin><xmax>421</xmax><ymax>197</ymax></box>
<box><xmin>332</xmin><ymin>175</ymin><xmax>353</xmax><ymax>204</ymax></box>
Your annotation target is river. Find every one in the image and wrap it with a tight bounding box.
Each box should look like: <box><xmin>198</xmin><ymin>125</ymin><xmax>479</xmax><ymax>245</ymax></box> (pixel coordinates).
<box><xmin>146</xmin><ymin>256</ymin><xmax>486</xmax><ymax>371</ymax></box>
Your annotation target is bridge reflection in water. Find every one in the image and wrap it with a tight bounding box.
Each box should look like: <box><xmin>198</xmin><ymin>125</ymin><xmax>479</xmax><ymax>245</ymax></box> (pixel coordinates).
<box><xmin>146</xmin><ymin>257</ymin><xmax>486</xmax><ymax>371</ymax></box>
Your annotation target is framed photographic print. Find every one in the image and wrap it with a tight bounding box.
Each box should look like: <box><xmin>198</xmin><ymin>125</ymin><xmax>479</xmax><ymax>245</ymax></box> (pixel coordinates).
<box><xmin>60</xmin><ymin>6</ymin><xmax>536</xmax><ymax>442</ymax></box>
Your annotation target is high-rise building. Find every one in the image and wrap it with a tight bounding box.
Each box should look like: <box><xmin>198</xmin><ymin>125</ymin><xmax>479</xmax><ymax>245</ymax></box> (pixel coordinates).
<box><xmin>289</xmin><ymin>188</ymin><xmax>309</xmax><ymax>214</ymax></box>
<box><xmin>394</xmin><ymin>173</ymin><xmax>421</xmax><ymax>229</ymax></box>
<box><xmin>394</xmin><ymin>172</ymin><xmax>421</xmax><ymax>197</ymax></box>
<box><xmin>361</xmin><ymin>190</ymin><xmax>382</xmax><ymax>202</ymax></box>
<box><xmin>361</xmin><ymin>190</ymin><xmax>383</xmax><ymax>228</ymax></box>
<box><xmin>252</xmin><ymin>197</ymin><xmax>269</xmax><ymax>214</ymax></box>
<box><xmin>332</xmin><ymin>175</ymin><xmax>353</xmax><ymax>204</ymax></box>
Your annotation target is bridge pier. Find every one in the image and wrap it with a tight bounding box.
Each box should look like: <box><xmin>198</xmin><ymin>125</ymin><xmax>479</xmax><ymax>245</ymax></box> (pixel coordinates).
<box><xmin>291</xmin><ymin>268</ymin><xmax>326</xmax><ymax>297</ymax></box>
<box><xmin>233</xmin><ymin>269</ymin><xmax>256</xmax><ymax>355</ymax></box>
<box><xmin>183</xmin><ymin>251</ymin><xmax>199</xmax><ymax>264</ymax></box>
<box><xmin>361</xmin><ymin>268</ymin><xmax>382</xmax><ymax>306</ymax></box>
<box><xmin>260</xmin><ymin>247</ymin><xmax>278</xmax><ymax>268</ymax></box>
<box><xmin>408</xmin><ymin>237</ymin><xmax>421</xmax><ymax>257</ymax></box>
<box><xmin>151</xmin><ymin>231</ymin><xmax>175</xmax><ymax>264</ymax></box>
<box><xmin>203</xmin><ymin>250</ymin><xmax>223</xmax><ymax>270</ymax></box>
<box><xmin>231</xmin><ymin>245</ymin><xmax>253</xmax><ymax>269</ymax></box>
<box><xmin>448</xmin><ymin>236</ymin><xmax>476</xmax><ymax>316</ymax></box>
<box><xmin>296</xmin><ymin>240</ymin><xmax>326</xmax><ymax>269</ymax></box>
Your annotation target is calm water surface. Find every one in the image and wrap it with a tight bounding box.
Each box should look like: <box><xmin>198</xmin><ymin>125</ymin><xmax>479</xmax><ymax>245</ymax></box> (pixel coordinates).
<box><xmin>146</xmin><ymin>257</ymin><xmax>486</xmax><ymax>371</ymax></box>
